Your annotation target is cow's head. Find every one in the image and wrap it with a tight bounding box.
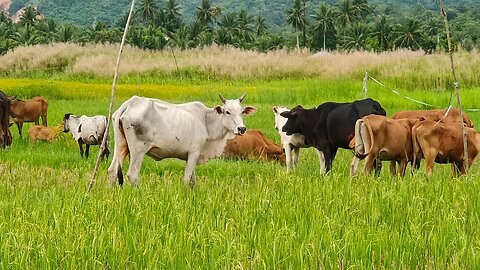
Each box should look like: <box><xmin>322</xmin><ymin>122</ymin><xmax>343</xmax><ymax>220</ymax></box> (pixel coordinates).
<box><xmin>355</xmin><ymin>98</ymin><xmax>387</xmax><ymax>117</ymax></box>
<box><xmin>272</xmin><ymin>106</ymin><xmax>289</xmax><ymax>132</ymax></box>
<box><xmin>215</xmin><ymin>93</ymin><xmax>257</xmax><ymax>135</ymax></box>
<box><xmin>63</xmin><ymin>113</ymin><xmax>73</xmax><ymax>133</ymax></box>
<box><xmin>280</xmin><ymin>105</ymin><xmax>304</xmax><ymax>136</ymax></box>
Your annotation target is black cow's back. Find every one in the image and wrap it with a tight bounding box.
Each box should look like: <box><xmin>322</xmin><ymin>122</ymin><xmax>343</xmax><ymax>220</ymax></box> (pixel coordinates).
<box><xmin>0</xmin><ymin>90</ymin><xmax>12</xmax><ymax>148</ymax></box>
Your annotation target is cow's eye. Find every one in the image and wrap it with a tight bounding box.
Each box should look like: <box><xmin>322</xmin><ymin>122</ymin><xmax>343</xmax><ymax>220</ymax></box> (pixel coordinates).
<box><xmin>225</xmin><ymin>111</ymin><xmax>230</xmax><ymax>115</ymax></box>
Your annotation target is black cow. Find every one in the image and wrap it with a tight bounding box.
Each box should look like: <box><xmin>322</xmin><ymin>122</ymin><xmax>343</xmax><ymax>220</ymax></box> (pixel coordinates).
<box><xmin>0</xmin><ymin>90</ymin><xmax>12</xmax><ymax>148</ymax></box>
<box><xmin>280</xmin><ymin>98</ymin><xmax>386</xmax><ymax>173</ymax></box>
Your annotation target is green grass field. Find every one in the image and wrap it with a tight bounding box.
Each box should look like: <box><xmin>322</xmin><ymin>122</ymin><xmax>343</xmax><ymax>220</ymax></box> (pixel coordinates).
<box><xmin>1</xmin><ymin>76</ymin><xmax>480</xmax><ymax>268</ymax></box>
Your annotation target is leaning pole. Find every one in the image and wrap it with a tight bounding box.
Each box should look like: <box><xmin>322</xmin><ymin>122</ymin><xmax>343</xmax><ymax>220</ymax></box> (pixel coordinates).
<box><xmin>439</xmin><ymin>0</ymin><xmax>469</xmax><ymax>174</ymax></box>
<box><xmin>86</xmin><ymin>0</ymin><xmax>136</xmax><ymax>193</ymax></box>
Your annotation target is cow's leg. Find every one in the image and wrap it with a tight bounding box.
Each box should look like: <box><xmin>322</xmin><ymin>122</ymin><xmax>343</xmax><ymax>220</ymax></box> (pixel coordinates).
<box><xmin>389</xmin><ymin>161</ymin><xmax>397</xmax><ymax>176</ymax></box>
<box><xmin>126</xmin><ymin>149</ymin><xmax>147</xmax><ymax>187</ymax></box>
<box><xmin>16</xmin><ymin>121</ymin><xmax>22</xmax><ymax>137</ymax></box>
<box><xmin>78</xmin><ymin>140</ymin><xmax>84</xmax><ymax>157</ymax></box>
<box><xmin>284</xmin><ymin>144</ymin><xmax>292</xmax><ymax>173</ymax></box>
<box><xmin>35</xmin><ymin>118</ymin><xmax>39</xmax><ymax>125</ymax></box>
<box><xmin>107</xmin><ymin>139</ymin><xmax>128</xmax><ymax>187</ymax></box>
<box><xmin>363</xmin><ymin>154</ymin><xmax>376</xmax><ymax>175</ymax></box>
<box><xmin>293</xmin><ymin>147</ymin><xmax>300</xmax><ymax>167</ymax></box>
<box><xmin>85</xmin><ymin>144</ymin><xmax>90</xmax><ymax>159</ymax></box>
<box><xmin>373</xmin><ymin>158</ymin><xmax>382</xmax><ymax>176</ymax></box>
<box><xmin>42</xmin><ymin>114</ymin><xmax>47</xmax><ymax>127</ymax></box>
<box><xmin>350</xmin><ymin>156</ymin><xmax>361</xmax><ymax>175</ymax></box>
<box><xmin>185</xmin><ymin>151</ymin><xmax>201</xmax><ymax>187</ymax></box>
<box><xmin>424</xmin><ymin>155</ymin><xmax>435</xmax><ymax>180</ymax></box>
<box><xmin>398</xmin><ymin>160</ymin><xmax>408</xmax><ymax>177</ymax></box>
<box><xmin>315</xmin><ymin>149</ymin><xmax>326</xmax><ymax>174</ymax></box>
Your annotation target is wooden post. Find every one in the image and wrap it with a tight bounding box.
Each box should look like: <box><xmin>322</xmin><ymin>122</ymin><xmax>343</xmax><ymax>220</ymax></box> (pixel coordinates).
<box><xmin>363</xmin><ymin>70</ymin><xmax>369</xmax><ymax>98</ymax></box>
<box><xmin>86</xmin><ymin>0</ymin><xmax>137</xmax><ymax>193</ymax></box>
<box><xmin>439</xmin><ymin>0</ymin><xmax>469</xmax><ymax>173</ymax></box>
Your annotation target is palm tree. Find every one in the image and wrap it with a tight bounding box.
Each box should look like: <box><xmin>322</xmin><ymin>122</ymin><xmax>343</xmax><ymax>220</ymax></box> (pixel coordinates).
<box><xmin>13</xmin><ymin>25</ymin><xmax>39</xmax><ymax>45</ymax></box>
<box><xmin>371</xmin><ymin>15</ymin><xmax>393</xmax><ymax>51</ymax></box>
<box><xmin>196</xmin><ymin>0</ymin><xmax>220</xmax><ymax>27</ymax></box>
<box><xmin>336</xmin><ymin>0</ymin><xmax>357</xmax><ymax>28</ymax></box>
<box><xmin>312</xmin><ymin>3</ymin><xmax>336</xmax><ymax>51</ymax></box>
<box><xmin>35</xmin><ymin>18</ymin><xmax>58</xmax><ymax>43</ymax></box>
<box><xmin>163</xmin><ymin>0</ymin><xmax>182</xmax><ymax>32</ymax></box>
<box><xmin>55</xmin><ymin>24</ymin><xmax>76</xmax><ymax>43</ymax></box>
<box><xmin>422</xmin><ymin>16</ymin><xmax>442</xmax><ymax>52</ymax></box>
<box><xmin>352</xmin><ymin>0</ymin><xmax>370</xmax><ymax>19</ymax></box>
<box><xmin>285</xmin><ymin>0</ymin><xmax>307</xmax><ymax>48</ymax></box>
<box><xmin>341</xmin><ymin>23</ymin><xmax>369</xmax><ymax>51</ymax></box>
<box><xmin>394</xmin><ymin>18</ymin><xmax>423</xmax><ymax>50</ymax></box>
<box><xmin>216</xmin><ymin>12</ymin><xmax>238</xmax><ymax>45</ymax></box>
<box><xmin>253</xmin><ymin>15</ymin><xmax>268</xmax><ymax>37</ymax></box>
<box><xmin>138</xmin><ymin>0</ymin><xmax>159</xmax><ymax>24</ymax></box>
<box><xmin>19</xmin><ymin>6</ymin><xmax>40</xmax><ymax>27</ymax></box>
<box><xmin>237</xmin><ymin>10</ymin><xmax>255</xmax><ymax>45</ymax></box>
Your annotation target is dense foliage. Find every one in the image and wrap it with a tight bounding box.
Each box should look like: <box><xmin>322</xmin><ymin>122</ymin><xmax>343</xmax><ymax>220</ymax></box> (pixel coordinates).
<box><xmin>1</xmin><ymin>0</ymin><xmax>480</xmax><ymax>55</ymax></box>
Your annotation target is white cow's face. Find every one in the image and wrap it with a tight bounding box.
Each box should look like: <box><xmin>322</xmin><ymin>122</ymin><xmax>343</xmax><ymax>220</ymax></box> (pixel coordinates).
<box><xmin>272</xmin><ymin>106</ymin><xmax>289</xmax><ymax>133</ymax></box>
<box><xmin>215</xmin><ymin>95</ymin><xmax>256</xmax><ymax>135</ymax></box>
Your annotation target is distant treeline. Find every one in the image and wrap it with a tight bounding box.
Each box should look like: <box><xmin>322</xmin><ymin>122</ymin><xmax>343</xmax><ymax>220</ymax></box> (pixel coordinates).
<box><xmin>1</xmin><ymin>0</ymin><xmax>479</xmax><ymax>55</ymax></box>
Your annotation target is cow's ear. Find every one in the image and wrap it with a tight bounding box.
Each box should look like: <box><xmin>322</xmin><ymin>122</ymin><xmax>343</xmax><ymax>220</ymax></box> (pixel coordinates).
<box><xmin>214</xmin><ymin>106</ymin><xmax>223</xmax><ymax>114</ymax></box>
<box><xmin>272</xmin><ymin>106</ymin><xmax>278</xmax><ymax>113</ymax></box>
<box><xmin>243</xmin><ymin>106</ymin><xmax>257</xmax><ymax>115</ymax></box>
<box><xmin>280</xmin><ymin>111</ymin><xmax>292</xmax><ymax>118</ymax></box>
<box><xmin>418</xmin><ymin>116</ymin><xmax>426</xmax><ymax>121</ymax></box>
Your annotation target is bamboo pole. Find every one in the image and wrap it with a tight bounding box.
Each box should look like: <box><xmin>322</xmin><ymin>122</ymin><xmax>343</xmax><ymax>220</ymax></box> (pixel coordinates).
<box><xmin>86</xmin><ymin>0</ymin><xmax>136</xmax><ymax>193</ymax></box>
<box><xmin>439</xmin><ymin>0</ymin><xmax>469</xmax><ymax>173</ymax></box>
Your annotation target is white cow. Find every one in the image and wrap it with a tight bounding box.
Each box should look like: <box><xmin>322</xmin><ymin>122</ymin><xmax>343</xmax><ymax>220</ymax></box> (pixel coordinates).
<box><xmin>63</xmin><ymin>113</ymin><xmax>109</xmax><ymax>159</ymax></box>
<box><xmin>107</xmin><ymin>94</ymin><xmax>257</xmax><ymax>187</ymax></box>
<box><xmin>273</xmin><ymin>106</ymin><xmax>311</xmax><ymax>173</ymax></box>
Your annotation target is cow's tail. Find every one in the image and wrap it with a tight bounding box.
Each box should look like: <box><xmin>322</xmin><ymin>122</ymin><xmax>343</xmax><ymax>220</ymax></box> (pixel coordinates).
<box><xmin>109</xmin><ymin>103</ymin><xmax>130</xmax><ymax>186</ymax></box>
<box><xmin>354</xmin><ymin>118</ymin><xmax>373</xmax><ymax>158</ymax></box>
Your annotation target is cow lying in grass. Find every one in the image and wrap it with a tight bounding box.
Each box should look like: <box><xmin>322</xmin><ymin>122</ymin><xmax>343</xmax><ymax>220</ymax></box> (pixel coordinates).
<box><xmin>28</xmin><ymin>122</ymin><xmax>64</xmax><ymax>144</ymax></box>
<box><xmin>63</xmin><ymin>113</ymin><xmax>109</xmax><ymax>160</ymax></box>
<box><xmin>412</xmin><ymin>119</ymin><xmax>480</xmax><ymax>179</ymax></box>
<box><xmin>273</xmin><ymin>106</ymin><xmax>310</xmax><ymax>172</ymax></box>
<box><xmin>223</xmin><ymin>129</ymin><xmax>285</xmax><ymax>163</ymax></box>
<box><xmin>350</xmin><ymin>115</ymin><xmax>418</xmax><ymax>176</ymax></box>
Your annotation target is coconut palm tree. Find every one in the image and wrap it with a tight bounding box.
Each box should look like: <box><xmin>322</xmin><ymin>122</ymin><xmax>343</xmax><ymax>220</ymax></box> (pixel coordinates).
<box><xmin>285</xmin><ymin>0</ymin><xmax>307</xmax><ymax>48</ymax></box>
<box><xmin>253</xmin><ymin>15</ymin><xmax>268</xmax><ymax>37</ymax></box>
<box><xmin>19</xmin><ymin>6</ymin><xmax>40</xmax><ymax>27</ymax></box>
<box><xmin>138</xmin><ymin>0</ymin><xmax>159</xmax><ymax>24</ymax></box>
<box><xmin>336</xmin><ymin>0</ymin><xmax>358</xmax><ymax>28</ymax></box>
<box><xmin>312</xmin><ymin>3</ymin><xmax>336</xmax><ymax>51</ymax></box>
<box><xmin>55</xmin><ymin>24</ymin><xmax>76</xmax><ymax>43</ymax></box>
<box><xmin>13</xmin><ymin>25</ymin><xmax>39</xmax><ymax>45</ymax></box>
<box><xmin>163</xmin><ymin>0</ymin><xmax>182</xmax><ymax>33</ymax></box>
<box><xmin>341</xmin><ymin>23</ymin><xmax>369</xmax><ymax>51</ymax></box>
<box><xmin>371</xmin><ymin>15</ymin><xmax>393</xmax><ymax>51</ymax></box>
<box><xmin>196</xmin><ymin>0</ymin><xmax>221</xmax><ymax>27</ymax></box>
<box><xmin>394</xmin><ymin>18</ymin><xmax>423</xmax><ymax>50</ymax></box>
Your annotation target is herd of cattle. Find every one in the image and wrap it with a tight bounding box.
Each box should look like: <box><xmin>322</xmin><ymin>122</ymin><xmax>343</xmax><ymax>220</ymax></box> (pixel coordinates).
<box><xmin>0</xmin><ymin>90</ymin><xmax>478</xmax><ymax>186</ymax></box>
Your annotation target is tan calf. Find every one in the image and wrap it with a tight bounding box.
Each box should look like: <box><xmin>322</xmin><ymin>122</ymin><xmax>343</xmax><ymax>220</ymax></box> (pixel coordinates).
<box><xmin>413</xmin><ymin>119</ymin><xmax>480</xmax><ymax>178</ymax></box>
<box><xmin>351</xmin><ymin>115</ymin><xmax>418</xmax><ymax>176</ymax></box>
<box><xmin>223</xmin><ymin>129</ymin><xmax>286</xmax><ymax>163</ymax></box>
<box><xmin>28</xmin><ymin>122</ymin><xmax>64</xmax><ymax>144</ymax></box>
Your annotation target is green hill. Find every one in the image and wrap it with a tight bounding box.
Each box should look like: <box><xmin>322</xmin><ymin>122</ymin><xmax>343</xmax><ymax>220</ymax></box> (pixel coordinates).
<box><xmin>7</xmin><ymin>0</ymin><xmax>480</xmax><ymax>27</ymax></box>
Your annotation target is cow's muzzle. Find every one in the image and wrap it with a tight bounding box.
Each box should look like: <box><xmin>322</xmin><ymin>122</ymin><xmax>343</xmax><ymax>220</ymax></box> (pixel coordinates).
<box><xmin>237</xmin><ymin>126</ymin><xmax>246</xmax><ymax>135</ymax></box>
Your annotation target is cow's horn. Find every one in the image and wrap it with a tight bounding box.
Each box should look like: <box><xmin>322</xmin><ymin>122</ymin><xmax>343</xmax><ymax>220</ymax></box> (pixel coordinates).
<box><xmin>218</xmin><ymin>94</ymin><xmax>226</xmax><ymax>104</ymax></box>
<box><xmin>239</xmin><ymin>93</ymin><xmax>247</xmax><ymax>103</ymax></box>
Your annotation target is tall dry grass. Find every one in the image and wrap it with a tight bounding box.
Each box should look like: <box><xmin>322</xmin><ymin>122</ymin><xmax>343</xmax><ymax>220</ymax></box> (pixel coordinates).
<box><xmin>1</xmin><ymin>43</ymin><xmax>480</xmax><ymax>89</ymax></box>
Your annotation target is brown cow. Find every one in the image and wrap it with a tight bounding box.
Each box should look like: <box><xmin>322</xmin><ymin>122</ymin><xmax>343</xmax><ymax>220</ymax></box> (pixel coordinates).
<box><xmin>9</xmin><ymin>96</ymin><xmax>48</xmax><ymax>137</ymax></box>
<box><xmin>391</xmin><ymin>108</ymin><xmax>474</xmax><ymax>128</ymax></box>
<box><xmin>351</xmin><ymin>115</ymin><xmax>418</xmax><ymax>176</ymax></box>
<box><xmin>28</xmin><ymin>122</ymin><xmax>64</xmax><ymax>144</ymax></box>
<box><xmin>412</xmin><ymin>119</ymin><xmax>480</xmax><ymax>178</ymax></box>
<box><xmin>0</xmin><ymin>91</ymin><xmax>12</xmax><ymax>148</ymax></box>
<box><xmin>223</xmin><ymin>129</ymin><xmax>286</xmax><ymax>163</ymax></box>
